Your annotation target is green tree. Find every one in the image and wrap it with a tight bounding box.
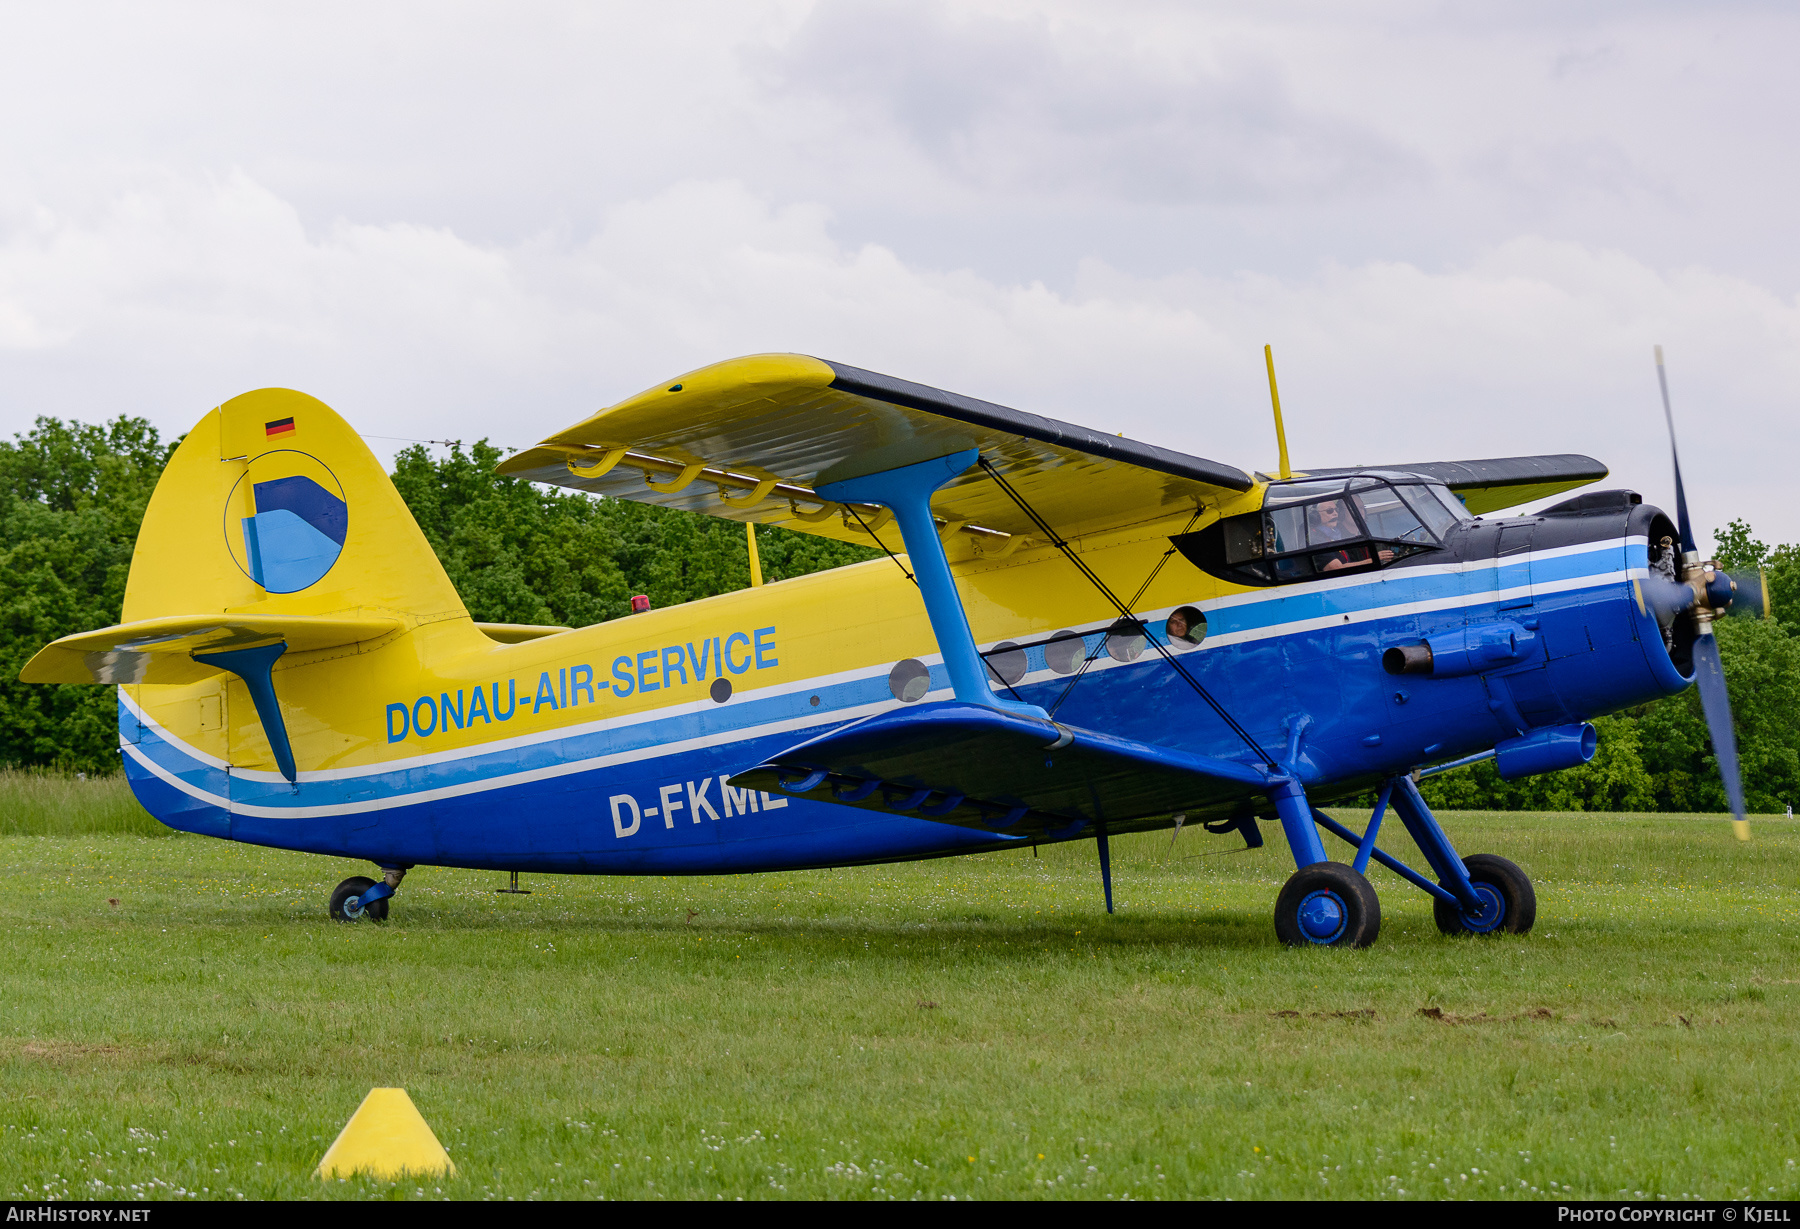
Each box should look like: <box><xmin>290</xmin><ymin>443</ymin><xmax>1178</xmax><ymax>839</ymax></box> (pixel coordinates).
<box><xmin>389</xmin><ymin>441</ymin><xmax>881</xmax><ymax>625</ymax></box>
<box><xmin>0</xmin><ymin>417</ymin><xmax>175</xmax><ymax>771</ymax></box>
<box><xmin>1418</xmin><ymin>713</ymin><xmax>1657</xmax><ymax>812</ymax></box>
<box><xmin>1714</xmin><ymin>518</ymin><xmax>1769</xmax><ymax>570</ymax></box>
<box><xmin>0</xmin><ymin>426</ymin><xmax>878</xmax><ymax>772</ymax></box>
<box><xmin>1703</xmin><ymin>615</ymin><xmax>1800</xmax><ymax>812</ymax></box>
<box><xmin>1762</xmin><ymin>541</ymin><xmax>1800</xmax><ymax>638</ymax></box>
<box><xmin>1714</xmin><ymin>517</ymin><xmax>1795</xmax><ymax>635</ymax></box>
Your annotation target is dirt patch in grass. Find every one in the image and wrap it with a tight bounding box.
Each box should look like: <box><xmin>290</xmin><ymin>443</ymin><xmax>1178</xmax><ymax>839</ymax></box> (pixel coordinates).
<box><xmin>1417</xmin><ymin>1005</ymin><xmax>1557</xmax><ymax>1024</ymax></box>
<box><xmin>11</xmin><ymin>1039</ymin><xmax>127</xmax><ymax>1062</ymax></box>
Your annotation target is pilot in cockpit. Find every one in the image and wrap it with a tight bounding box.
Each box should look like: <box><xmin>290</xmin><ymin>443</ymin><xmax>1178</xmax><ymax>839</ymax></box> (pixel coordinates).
<box><xmin>1305</xmin><ymin>497</ymin><xmax>1399</xmax><ymax>572</ymax></box>
<box><xmin>1308</xmin><ymin>499</ymin><xmax>1369</xmax><ymax>572</ymax></box>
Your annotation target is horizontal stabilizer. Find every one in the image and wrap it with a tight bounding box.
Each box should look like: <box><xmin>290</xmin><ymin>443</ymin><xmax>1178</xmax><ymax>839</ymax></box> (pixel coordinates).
<box><xmin>1301</xmin><ymin>454</ymin><xmax>1608</xmax><ymax>516</ymax></box>
<box><xmin>20</xmin><ymin>613</ymin><xmax>401</xmax><ymax>685</ymax></box>
<box><xmin>498</xmin><ymin>354</ymin><xmax>1252</xmax><ymax>554</ymax></box>
<box><xmin>727</xmin><ymin>701</ymin><xmax>1272</xmax><ymax>838</ymax></box>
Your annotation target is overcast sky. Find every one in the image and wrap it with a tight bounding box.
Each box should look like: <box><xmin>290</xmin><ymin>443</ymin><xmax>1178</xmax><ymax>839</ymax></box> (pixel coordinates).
<box><xmin>2</xmin><ymin>1</ymin><xmax>1795</xmax><ymax>551</ymax></box>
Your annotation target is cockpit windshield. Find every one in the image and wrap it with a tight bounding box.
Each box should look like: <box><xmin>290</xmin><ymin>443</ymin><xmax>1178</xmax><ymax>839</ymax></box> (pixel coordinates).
<box><xmin>1176</xmin><ymin>474</ymin><xmax>1471</xmax><ymax>587</ymax></box>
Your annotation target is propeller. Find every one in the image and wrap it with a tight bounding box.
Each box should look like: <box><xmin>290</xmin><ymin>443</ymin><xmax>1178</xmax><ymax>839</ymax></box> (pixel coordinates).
<box><xmin>1721</xmin><ymin>568</ymin><xmax>1771</xmax><ymax>621</ymax></box>
<box><xmin>1655</xmin><ymin>346</ymin><xmax>1751</xmax><ymax>841</ymax></box>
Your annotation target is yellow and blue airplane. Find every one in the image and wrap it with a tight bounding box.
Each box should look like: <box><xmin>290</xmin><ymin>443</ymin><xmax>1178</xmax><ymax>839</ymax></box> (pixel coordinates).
<box><xmin>20</xmin><ymin>351</ymin><xmax>1758</xmax><ymax>946</ymax></box>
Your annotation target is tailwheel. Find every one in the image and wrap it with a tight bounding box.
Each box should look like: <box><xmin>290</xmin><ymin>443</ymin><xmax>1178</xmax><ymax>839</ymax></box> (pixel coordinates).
<box><xmin>1434</xmin><ymin>854</ymin><xmax>1535</xmax><ymax>936</ymax></box>
<box><xmin>1274</xmin><ymin>862</ymin><xmax>1381</xmax><ymax>948</ymax></box>
<box><xmin>329</xmin><ymin>876</ymin><xmax>388</xmax><ymax>922</ymax></box>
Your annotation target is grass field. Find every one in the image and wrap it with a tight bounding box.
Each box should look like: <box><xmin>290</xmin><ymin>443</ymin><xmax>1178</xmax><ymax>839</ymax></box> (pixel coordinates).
<box><xmin>2</xmin><ymin>785</ymin><xmax>1798</xmax><ymax>1200</ymax></box>
<box><xmin>0</xmin><ymin>769</ymin><xmax>170</xmax><ymax>838</ymax></box>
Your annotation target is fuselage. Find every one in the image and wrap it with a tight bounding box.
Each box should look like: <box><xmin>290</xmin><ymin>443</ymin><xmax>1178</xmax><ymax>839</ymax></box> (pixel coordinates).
<box><xmin>120</xmin><ymin>493</ymin><xmax>1687</xmax><ymax>873</ymax></box>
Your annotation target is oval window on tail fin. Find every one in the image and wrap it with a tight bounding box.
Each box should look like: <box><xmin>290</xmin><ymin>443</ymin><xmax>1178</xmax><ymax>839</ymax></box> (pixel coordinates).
<box><xmin>224</xmin><ymin>451</ymin><xmax>348</xmax><ymax>594</ymax></box>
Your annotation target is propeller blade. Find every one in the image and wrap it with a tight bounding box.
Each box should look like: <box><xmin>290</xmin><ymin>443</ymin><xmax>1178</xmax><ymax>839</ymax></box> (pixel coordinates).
<box><xmin>1640</xmin><ymin>573</ymin><xmax>1697</xmax><ymax>629</ymax></box>
<box><xmin>1691</xmin><ymin>633</ymin><xmax>1751</xmax><ymax>841</ymax></box>
<box><xmin>1722</xmin><ymin>569</ymin><xmax>1769</xmax><ymax>620</ymax></box>
<box><xmin>1654</xmin><ymin>345</ymin><xmax>1698</xmax><ymax>555</ymax></box>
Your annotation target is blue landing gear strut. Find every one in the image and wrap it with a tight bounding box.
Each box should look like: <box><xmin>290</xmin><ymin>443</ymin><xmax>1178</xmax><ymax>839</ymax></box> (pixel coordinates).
<box><xmin>330</xmin><ymin>866</ymin><xmax>408</xmax><ymax>922</ymax></box>
<box><xmin>1302</xmin><ymin>775</ymin><xmax>1537</xmax><ymax>938</ymax></box>
<box><xmin>1269</xmin><ymin>779</ymin><xmax>1380</xmax><ymax>947</ymax></box>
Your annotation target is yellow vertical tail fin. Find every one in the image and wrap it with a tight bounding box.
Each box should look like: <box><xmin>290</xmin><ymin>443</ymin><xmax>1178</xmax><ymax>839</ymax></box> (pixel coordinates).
<box><xmin>124</xmin><ymin>389</ymin><xmax>467</xmax><ymax>628</ymax></box>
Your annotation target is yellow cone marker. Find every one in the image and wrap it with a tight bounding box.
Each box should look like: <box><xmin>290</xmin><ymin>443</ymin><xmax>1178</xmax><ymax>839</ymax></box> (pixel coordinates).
<box><xmin>315</xmin><ymin>1088</ymin><xmax>455</xmax><ymax>1181</ymax></box>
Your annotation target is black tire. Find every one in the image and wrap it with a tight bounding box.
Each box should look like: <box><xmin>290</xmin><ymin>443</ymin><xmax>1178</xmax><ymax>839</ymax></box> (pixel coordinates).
<box><xmin>329</xmin><ymin>875</ymin><xmax>388</xmax><ymax>922</ymax></box>
<box><xmin>1433</xmin><ymin>853</ymin><xmax>1535</xmax><ymax>936</ymax></box>
<box><xmin>1274</xmin><ymin>862</ymin><xmax>1381</xmax><ymax>948</ymax></box>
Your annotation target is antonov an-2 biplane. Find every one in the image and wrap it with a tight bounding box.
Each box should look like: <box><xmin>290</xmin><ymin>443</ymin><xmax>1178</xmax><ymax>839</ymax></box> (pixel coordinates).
<box><xmin>22</xmin><ymin>351</ymin><xmax>1761</xmax><ymax>946</ymax></box>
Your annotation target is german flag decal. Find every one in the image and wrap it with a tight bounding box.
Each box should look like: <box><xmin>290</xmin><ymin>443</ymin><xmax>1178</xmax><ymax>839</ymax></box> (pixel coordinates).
<box><xmin>265</xmin><ymin>417</ymin><xmax>296</xmax><ymax>437</ymax></box>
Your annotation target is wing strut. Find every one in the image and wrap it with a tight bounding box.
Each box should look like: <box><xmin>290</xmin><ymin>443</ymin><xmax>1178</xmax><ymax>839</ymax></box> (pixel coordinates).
<box><xmin>816</xmin><ymin>450</ymin><xmax>1044</xmax><ymax>718</ymax></box>
<box><xmin>1097</xmin><ymin>821</ymin><xmax>1114</xmax><ymax>914</ymax></box>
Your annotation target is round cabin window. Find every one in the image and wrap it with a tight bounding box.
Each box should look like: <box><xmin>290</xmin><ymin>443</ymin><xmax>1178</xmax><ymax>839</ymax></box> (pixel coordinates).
<box><xmin>984</xmin><ymin>641</ymin><xmax>1028</xmax><ymax>686</ymax></box>
<box><xmin>1165</xmin><ymin>605</ymin><xmax>1207</xmax><ymax>650</ymax></box>
<box><xmin>1043</xmin><ymin>631</ymin><xmax>1085</xmax><ymax>675</ymax></box>
<box><xmin>1104</xmin><ymin>618</ymin><xmax>1145</xmax><ymax>663</ymax></box>
<box><xmin>888</xmin><ymin>658</ymin><xmax>931</xmax><ymax>702</ymax></box>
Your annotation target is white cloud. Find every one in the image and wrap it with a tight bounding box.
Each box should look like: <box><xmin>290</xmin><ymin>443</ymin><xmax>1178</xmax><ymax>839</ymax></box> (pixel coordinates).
<box><xmin>1</xmin><ymin>168</ymin><xmax>1792</xmax><ymax>551</ymax></box>
<box><xmin>762</xmin><ymin>2</ymin><xmax>1422</xmax><ymax>205</ymax></box>
<box><xmin>0</xmin><ymin>1</ymin><xmax>1795</xmax><ymax>553</ymax></box>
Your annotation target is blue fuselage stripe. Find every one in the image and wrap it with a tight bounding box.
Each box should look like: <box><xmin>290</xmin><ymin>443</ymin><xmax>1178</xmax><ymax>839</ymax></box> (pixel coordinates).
<box><xmin>122</xmin><ymin>544</ymin><xmax>1672</xmax><ymax>874</ymax></box>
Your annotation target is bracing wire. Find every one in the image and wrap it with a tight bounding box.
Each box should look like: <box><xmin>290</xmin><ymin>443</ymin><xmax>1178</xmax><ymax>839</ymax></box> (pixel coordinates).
<box><xmin>845</xmin><ymin>499</ymin><xmax>1037</xmax><ymax>705</ymax></box>
<box><xmin>1044</xmin><ymin>508</ymin><xmax>1201</xmax><ymax>720</ymax></box>
<box><xmin>845</xmin><ymin>505</ymin><xmax>917</xmax><ymax>587</ymax></box>
<box><xmin>978</xmin><ymin>457</ymin><xmax>1277</xmax><ymax>769</ymax></box>
<box><xmin>1046</xmin><ymin>633</ymin><xmax>1103</xmax><ymax>719</ymax></box>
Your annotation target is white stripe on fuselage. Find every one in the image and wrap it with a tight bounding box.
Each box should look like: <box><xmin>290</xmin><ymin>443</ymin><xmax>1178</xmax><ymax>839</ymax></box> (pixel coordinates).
<box><xmin>126</xmin><ymin>535</ymin><xmax>1639</xmax><ymax>817</ymax></box>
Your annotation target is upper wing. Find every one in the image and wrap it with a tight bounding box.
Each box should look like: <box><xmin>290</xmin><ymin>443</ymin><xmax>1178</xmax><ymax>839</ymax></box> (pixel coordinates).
<box><xmin>497</xmin><ymin>354</ymin><xmax>1253</xmax><ymax>552</ymax></box>
<box><xmin>1301</xmin><ymin>454</ymin><xmax>1609</xmax><ymax>516</ymax></box>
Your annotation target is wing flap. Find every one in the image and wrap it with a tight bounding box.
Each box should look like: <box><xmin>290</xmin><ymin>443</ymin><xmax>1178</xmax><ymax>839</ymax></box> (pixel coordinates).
<box><xmin>498</xmin><ymin>354</ymin><xmax>1253</xmax><ymax>551</ymax></box>
<box><xmin>727</xmin><ymin>701</ymin><xmax>1271</xmax><ymax>836</ymax></box>
<box><xmin>19</xmin><ymin>613</ymin><xmax>402</xmax><ymax>685</ymax></box>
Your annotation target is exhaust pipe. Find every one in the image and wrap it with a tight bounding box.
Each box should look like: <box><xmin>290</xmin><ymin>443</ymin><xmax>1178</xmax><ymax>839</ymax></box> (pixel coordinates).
<box><xmin>1383</xmin><ymin>622</ymin><xmax>1535</xmax><ymax>678</ymax></box>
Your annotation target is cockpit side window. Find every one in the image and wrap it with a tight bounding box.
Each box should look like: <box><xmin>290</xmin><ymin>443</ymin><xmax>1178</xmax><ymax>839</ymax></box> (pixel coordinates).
<box><xmin>1267</xmin><ymin>504</ymin><xmax>1306</xmax><ymax>554</ymax></box>
<box><xmin>1354</xmin><ymin>485</ymin><xmax>1430</xmax><ymax>543</ymax></box>
<box><xmin>1403</xmin><ymin>483</ymin><xmax>1469</xmax><ymax>535</ymax></box>
<box><xmin>1174</xmin><ymin>477</ymin><xmax>1465</xmax><ymax>588</ymax></box>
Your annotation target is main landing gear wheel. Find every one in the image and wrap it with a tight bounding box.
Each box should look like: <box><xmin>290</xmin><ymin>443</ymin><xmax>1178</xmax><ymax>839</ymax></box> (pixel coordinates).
<box><xmin>329</xmin><ymin>876</ymin><xmax>388</xmax><ymax>922</ymax></box>
<box><xmin>1274</xmin><ymin>862</ymin><xmax>1381</xmax><ymax>948</ymax></box>
<box><xmin>1434</xmin><ymin>854</ymin><xmax>1535</xmax><ymax>937</ymax></box>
